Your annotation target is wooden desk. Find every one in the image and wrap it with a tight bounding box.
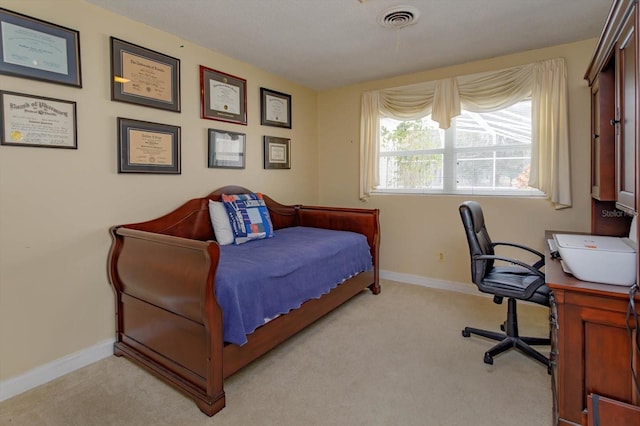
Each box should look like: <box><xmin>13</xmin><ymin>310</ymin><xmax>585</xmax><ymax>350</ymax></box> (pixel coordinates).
<box><xmin>545</xmin><ymin>231</ymin><xmax>639</xmax><ymax>425</ymax></box>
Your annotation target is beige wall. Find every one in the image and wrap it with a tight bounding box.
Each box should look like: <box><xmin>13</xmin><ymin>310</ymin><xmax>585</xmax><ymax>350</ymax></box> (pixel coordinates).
<box><xmin>0</xmin><ymin>0</ymin><xmax>598</xmax><ymax>385</ymax></box>
<box><xmin>317</xmin><ymin>39</ymin><xmax>596</xmax><ymax>285</ymax></box>
<box><xmin>0</xmin><ymin>0</ymin><xmax>318</xmax><ymax>380</ymax></box>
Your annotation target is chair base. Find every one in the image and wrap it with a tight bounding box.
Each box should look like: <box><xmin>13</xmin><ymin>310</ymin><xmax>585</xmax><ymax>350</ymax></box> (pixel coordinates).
<box><xmin>462</xmin><ymin>298</ymin><xmax>551</xmax><ymax>373</ymax></box>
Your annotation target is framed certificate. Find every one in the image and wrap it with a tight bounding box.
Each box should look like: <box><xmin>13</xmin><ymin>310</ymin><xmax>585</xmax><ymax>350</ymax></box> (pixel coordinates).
<box><xmin>1</xmin><ymin>91</ymin><xmax>77</xmax><ymax>149</ymax></box>
<box><xmin>0</xmin><ymin>8</ymin><xmax>82</xmax><ymax>87</ymax></box>
<box><xmin>117</xmin><ymin>118</ymin><xmax>181</xmax><ymax>174</ymax></box>
<box><xmin>200</xmin><ymin>65</ymin><xmax>247</xmax><ymax>125</ymax></box>
<box><xmin>260</xmin><ymin>88</ymin><xmax>291</xmax><ymax>129</ymax></box>
<box><xmin>111</xmin><ymin>37</ymin><xmax>181</xmax><ymax>112</ymax></box>
<box><xmin>263</xmin><ymin>136</ymin><xmax>291</xmax><ymax>169</ymax></box>
<box><xmin>208</xmin><ymin>129</ymin><xmax>245</xmax><ymax>169</ymax></box>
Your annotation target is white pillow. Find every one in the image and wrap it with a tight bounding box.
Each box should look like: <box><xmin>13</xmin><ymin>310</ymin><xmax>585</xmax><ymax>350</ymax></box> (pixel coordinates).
<box><xmin>208</xmin><ymin>200</ymin><xmax>234</xmax><ymax>245</ymax></box>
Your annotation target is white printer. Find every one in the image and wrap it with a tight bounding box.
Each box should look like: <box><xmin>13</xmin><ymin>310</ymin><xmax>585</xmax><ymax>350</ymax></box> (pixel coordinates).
<box><xmin>552</xmin><ymin>215</ymin><xmax>637</xmax><ymax>286</ymax></box>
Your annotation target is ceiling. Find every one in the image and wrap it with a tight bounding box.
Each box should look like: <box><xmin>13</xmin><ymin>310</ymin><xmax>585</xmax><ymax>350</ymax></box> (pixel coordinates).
<box><xmin>85</xmin><ymin>0</ymin><xmax>613</xmax><ymax>91</ymax></box>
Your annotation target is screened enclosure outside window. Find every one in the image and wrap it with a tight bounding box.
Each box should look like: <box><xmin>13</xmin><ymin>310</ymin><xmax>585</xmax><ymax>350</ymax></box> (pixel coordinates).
<box><xmin>377</xmin><ymin>99</ymin><xmax>544</xmax><ymax>196</ymax></box>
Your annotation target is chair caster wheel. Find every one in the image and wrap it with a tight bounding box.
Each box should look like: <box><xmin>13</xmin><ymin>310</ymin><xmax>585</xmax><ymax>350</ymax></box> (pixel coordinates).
<box><xmin>484</xmin><ymin>353</ymin><xmax>493</xmax><ymax>365</ymax></box>
<box><xmin>500</xmin><ymin>323</ymin><xmax>505</xmax><ymax>332</ymax></box>
<box><xmin>462</xmin><ymin>329</ymin><xmax>470</xmax><ymax>337</ymax></box>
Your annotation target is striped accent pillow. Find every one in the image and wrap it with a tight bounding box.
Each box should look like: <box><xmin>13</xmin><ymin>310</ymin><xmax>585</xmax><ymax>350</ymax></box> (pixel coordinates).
<box><xmin>221</xmin><ymin>193</ymin><xmax>275</xmax><ymax>245</ymax></box>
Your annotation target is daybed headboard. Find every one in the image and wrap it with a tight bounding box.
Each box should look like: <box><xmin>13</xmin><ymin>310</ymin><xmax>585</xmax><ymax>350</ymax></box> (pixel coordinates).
<box><xmin>121</xmin><ymin>186</ymin><xmax>299</xmax><ymax>241</ymax></box>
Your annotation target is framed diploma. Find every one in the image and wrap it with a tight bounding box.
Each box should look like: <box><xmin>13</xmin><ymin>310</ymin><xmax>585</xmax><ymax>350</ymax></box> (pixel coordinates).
<box><xmin>200</xmin><ymin>65</ymin><xmax>247</xmax><ymax>125</ymax></box>
<box><xmin>117</xmin><ymin>117</ymin><xmax>181</xmax><ymax>174</ymax></box>
<box><xmin>263</xmin><ymin>136</ymin><xmax>291</xmax><ymax>170</ymax></box>
<box><xmin>260</xmin><ymin>88</ymin><xmax>291</xmax><ymax>129</ymax></box>
<box><xmin>0</xmin><ymin>8</ymin><xmax>81</xmax><ymax>87</ymax></box>
<box><xmin>0</xmin><ymin>91</ymin><xmax>77</xmax><ymax>149</ymax></box>
<box><xmin>208</xmin><ymin>129</ymin><xmax>246</xmax><ymax>169</ymax></box>
<box><xmin>111</xmin><ymin>37</ymin><xmax>181</xmax><ymax>112</ymax></box>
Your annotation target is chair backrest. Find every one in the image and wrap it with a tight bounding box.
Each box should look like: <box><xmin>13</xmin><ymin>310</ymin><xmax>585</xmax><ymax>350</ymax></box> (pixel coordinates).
<box><xmin>459</xmin><ymin>201</ymin><xmax>495</xmax><ymax>285</ymax></box>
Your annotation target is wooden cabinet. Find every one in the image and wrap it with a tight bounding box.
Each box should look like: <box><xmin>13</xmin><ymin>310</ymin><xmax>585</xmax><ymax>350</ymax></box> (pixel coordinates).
<box><xmin>546</xmin><ymin>232</ymin><xmax>639</xmax><ymax>426</ymax></box>
<box><xmin>586</xmin><ymin>0</ymin><xmax>638</xmax><ymax>236</ymax></box>
<box><xmin>615</xmin><ymin>5</ymin><xmax>637</xmax><ymax>213</ymax></box>
<box><xmin>553</xmin><ymin>2</ymin><xmax>640</xmax><ymax>424</ymax></box>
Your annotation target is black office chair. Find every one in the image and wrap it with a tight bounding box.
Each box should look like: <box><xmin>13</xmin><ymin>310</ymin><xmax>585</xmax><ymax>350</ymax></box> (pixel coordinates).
<box><xmin>459</xmin><ymin>201</ymin><xmax>551</xmax><ymax>371</ymax></box>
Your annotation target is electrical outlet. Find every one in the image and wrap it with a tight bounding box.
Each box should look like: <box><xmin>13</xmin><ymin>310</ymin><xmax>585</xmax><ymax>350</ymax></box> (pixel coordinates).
<box><xmin>438</xmin><ymin>252</ymin><xmax>445</xmax><ymax>262</ymax></box>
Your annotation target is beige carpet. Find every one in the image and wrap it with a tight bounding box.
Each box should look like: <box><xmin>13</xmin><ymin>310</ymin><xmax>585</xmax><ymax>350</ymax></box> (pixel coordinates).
<box><xmin>0</xmin><ymin>280</ymin><xmax>553</xmax><ymax>426</ymax></box>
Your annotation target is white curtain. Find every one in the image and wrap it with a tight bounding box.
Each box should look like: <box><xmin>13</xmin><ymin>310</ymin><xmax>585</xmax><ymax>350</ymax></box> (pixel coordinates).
<box><xmin>360</xmin><ymin>58</ymin><xmax>571</xmax><ymax>209</ymax></box>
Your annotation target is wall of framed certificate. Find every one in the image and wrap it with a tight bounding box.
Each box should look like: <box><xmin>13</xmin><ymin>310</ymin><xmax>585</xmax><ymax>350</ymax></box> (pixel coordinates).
<box><xmin>0</xmin><ymin>6</ymin><xmax>299</xmax><ymax>176</ymax></box>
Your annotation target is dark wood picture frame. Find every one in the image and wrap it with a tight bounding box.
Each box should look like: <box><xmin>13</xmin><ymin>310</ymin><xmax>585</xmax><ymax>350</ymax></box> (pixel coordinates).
<box><xmin>0</xmin><ymin>90</ymin><xmax>77</xmax><ymax>149</ymax></box>
<box><xmin>117</xmin><ymin>117</ymin><xmax>181</xmax><ymax>174</ymax></box>
<box><xmin>0</xmin><ymin>8</ymin><xmax>82</xmax><ymax>87</ymax></box>
<box><xmin>208</xmin><ymin>129</ymin><xmax>246</xmax><ymax>169</ymax></box>
<box><xmin>263</xmin><ymin>135</ymin><xmax>291</xmax><ymax>169</ymax></box>
<box><xmin>200</xmin><ymin>65</ymin><xmax>247</xmax><ymax>125</ymax></box>
<box><xmin>260</xmin><ymin>87</ymin><xmax>291</xmax><ymax>128</ymax></box>
<box><xmin>110</xmin><ymin>37</ymin><xmax>181</xmax><ymax>112</ymax></box>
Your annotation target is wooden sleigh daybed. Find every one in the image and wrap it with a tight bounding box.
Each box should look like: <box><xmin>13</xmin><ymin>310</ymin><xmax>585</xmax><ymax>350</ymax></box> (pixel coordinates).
<box><xmin>107</xmin><ymin>186</ymin><xmax>380</xmax><ymax>416</ymax></box>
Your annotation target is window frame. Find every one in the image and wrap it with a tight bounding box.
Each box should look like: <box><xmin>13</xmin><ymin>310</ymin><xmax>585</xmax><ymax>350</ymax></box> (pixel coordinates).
<box><xmin>374</xmin><ymin>100</ymin><xmax>546</xmax><ymax>197</ymax></box>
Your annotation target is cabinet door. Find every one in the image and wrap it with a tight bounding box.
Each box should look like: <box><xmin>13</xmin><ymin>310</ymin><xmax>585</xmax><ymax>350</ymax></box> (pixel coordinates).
<box><xmin>582</xmin><ymin>309</ymin><xmax>634</xmax><ymax>403</ymax></box>
<box><xmin>555</xmin><ymin>295</ymin><xmax>639</xmax><ymax>425</ymax></box>
<box><xmin>592</xmin><ymin>66</ymin><xmax>617</xmax><ymax>201</ymax></box>
<box><xmin>615</xmin><ymin>8</ymin><xmax>637</xmax><ymax>213</ymax></box>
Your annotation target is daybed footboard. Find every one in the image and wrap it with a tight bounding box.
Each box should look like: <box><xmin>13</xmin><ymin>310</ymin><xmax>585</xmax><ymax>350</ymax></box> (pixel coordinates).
<box><xmin>107</xmin><ymin>227</ymin><xmax>226</xmax><ymax>415</ymax></box>
<box><xmin>107</xmin><ymin>186</ymin><xmax>380</xmax><ymax>416</ymax></box>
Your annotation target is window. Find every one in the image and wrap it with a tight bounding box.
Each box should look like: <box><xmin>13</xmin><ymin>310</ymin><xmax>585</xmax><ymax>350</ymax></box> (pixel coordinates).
<box><xmin>360</xmin><ymin>58</ymin><xmax>571</xmax><ymax>206</ymax></box>
<box><xmin>377</xmin><ymin>99</ymin><xmax>544</xmax><ymax>196</ymax></box>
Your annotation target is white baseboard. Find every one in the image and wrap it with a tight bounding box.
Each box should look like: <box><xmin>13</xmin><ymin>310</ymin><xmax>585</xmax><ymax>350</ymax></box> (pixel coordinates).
<box><xmin>0</xmin><ymin>272</ymin><xmax>477</xmax><ymax>403</ymax></box>
<box><xmin>380</xmin><ymin>269</ymin><xmax>484</xmax><ymax>297</ymax></box>
<box><xmin>380</xmin><ymin>270</ymin><xmax>548</xmax><ymax>310</ymax></box>
<box><xmin>0</xmin><ymin>338</ymin><xmax>114</xmax><ymax>402</ymax></box>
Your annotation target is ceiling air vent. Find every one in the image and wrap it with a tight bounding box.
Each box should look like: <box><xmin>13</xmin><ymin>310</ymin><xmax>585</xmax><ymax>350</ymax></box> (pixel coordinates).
<box><xmin>377</xmin><ymin>5</ymin><xmax>420</xmax><ymax>29</ymax></box>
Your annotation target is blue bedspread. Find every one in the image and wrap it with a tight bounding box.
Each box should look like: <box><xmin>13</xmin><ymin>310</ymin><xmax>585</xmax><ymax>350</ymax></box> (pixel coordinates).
<box><xmin>215</xmin><ymin>226</ymin><xmax>373</xmax><ymax>345</ymax></box>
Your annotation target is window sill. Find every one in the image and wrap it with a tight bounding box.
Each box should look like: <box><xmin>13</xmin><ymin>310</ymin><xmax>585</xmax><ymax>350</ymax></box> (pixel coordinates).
<box><xmin>372</xmin><ymin>188</ymin><xmax>547</xmax><ymax>198</ymax></box>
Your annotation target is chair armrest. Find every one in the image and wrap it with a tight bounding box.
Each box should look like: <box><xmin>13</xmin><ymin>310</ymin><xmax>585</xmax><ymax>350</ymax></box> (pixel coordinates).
<box><xmin>491</xmin><ymin>241</ymin><xmax>545</xmax><ymax>269</ymax></box>
<box><xmin>475</xmin><ymin>253</ymin><xmax>547</xmax><ymax>299</ymax></box>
